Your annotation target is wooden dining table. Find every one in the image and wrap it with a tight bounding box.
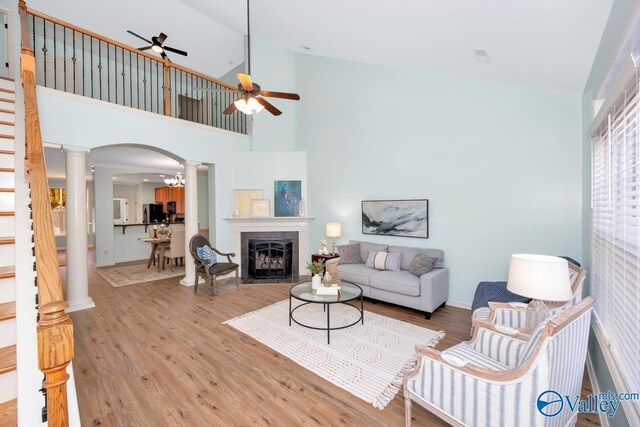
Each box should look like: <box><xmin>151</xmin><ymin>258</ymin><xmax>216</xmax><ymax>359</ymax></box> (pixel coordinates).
<box><xmin>140</xmin><ymin>237</ymin><xmax>171</xmax><ymax>272</ymax></box>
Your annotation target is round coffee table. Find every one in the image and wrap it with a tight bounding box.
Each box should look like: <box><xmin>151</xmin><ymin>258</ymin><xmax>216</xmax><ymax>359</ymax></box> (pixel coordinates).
<box><xmin>289</xmin><ymin>281</ymin><xmax>364</xmax><ymax>344</ymax></box>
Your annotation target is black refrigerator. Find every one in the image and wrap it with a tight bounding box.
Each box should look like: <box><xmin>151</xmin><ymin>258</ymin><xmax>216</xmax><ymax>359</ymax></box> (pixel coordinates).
<box><xmin>143</xmin><ymin>203</ymin><xmax>164</xmax><ymax>223</ymax></box>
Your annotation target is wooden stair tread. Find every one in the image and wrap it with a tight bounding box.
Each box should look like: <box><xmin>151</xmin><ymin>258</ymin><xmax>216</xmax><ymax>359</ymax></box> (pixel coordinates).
<box><xmin>0</xmin><ymin>168</ymin><xmax>14</xmax><ymax>173</ymax></box>
<box><xmin>0</xmin><ymin>237</ymin><xmax>14</xmax><ymax>245</ymax></box>
<box><xmin>0</xmin><ymin>212</ymin><xmax>14</xmax><ymax>217</ymax></box>
<box><xmin>0</xmin><ymin>135</ymin><xmax>14</xmax><ymax>139</ymax></box>
<box><xmin>0</xmin><ymin>150</ymin><xmax>14</xmax><ymax>155</ymax></box>
<box><xmin>0</xmin><ymin>345</ymin><xmax>16</xmax><ymax>375</ymax></box>
<box><xmin>0</xmin><ymin>188</ymin><xmax>14</xmax><ymax>193</ymax></box>
<box><xmin>0</xmin><ymin>121</ymin><xmax>13</xmax><ymax>127</ymax></box>
<box><xmin>0</xmin><ymin>77</ymin><xmax>14</xmax><ymax>82</ymax></box>
<box><xmin>0</xmin><ymin>266</ymin><xmax>15</xmax><ymax>279</ymax></box>
<box><xmin>0</xmin><ymin>399</ymin><xmax>17</xmax><ymax>426</ymax></box>
<box><xmin>0</xmin><ymin>110</ymin><xmax>14</xmax><ymax>115</ymax></box>
<box><xmin>0</xmin><ymin>302</ymin><xmax>15</xmax><ymax>321</ymax></box>
<box><xmin>0</xmin><ymin>99</ymin><xmax>13</xmax><ymax>104</ymax></box>
<box><xmin>0</xmin><ymin>89</ymin><xmax>14</xmax><ymax>94</ymax></box>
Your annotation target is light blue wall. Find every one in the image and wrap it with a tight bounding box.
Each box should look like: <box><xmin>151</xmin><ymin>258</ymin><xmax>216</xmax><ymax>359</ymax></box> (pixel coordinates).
<box><xmin>291</xmin><ymin>54</ymin><xmax>583</xmax><ymax>306</ymax></box>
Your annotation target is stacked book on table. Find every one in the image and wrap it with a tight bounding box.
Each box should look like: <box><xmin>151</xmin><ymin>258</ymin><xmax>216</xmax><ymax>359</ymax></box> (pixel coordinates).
<box><xmin>316</xmin><ymin>284</ymin><xmax>341</xmax><ymax>295</ymax></box>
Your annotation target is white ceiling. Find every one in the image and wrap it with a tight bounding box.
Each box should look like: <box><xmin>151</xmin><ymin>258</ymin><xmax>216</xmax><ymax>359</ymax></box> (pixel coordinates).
<box><xmin>177</xmin><ymin>0</ymin><xmax>614</xmax><ymax>94</ymax></box>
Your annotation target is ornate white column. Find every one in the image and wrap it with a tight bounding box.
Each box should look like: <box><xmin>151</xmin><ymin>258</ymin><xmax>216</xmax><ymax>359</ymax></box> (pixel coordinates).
<box><xmin>180</xmin><ymin>160</ymin><xmax>200</xmax><ymax>287</ymax></box>
<box><xmin>64</xmin><ymin>147</ymin><xmax>95</xmax><ymax>312</ymax></box>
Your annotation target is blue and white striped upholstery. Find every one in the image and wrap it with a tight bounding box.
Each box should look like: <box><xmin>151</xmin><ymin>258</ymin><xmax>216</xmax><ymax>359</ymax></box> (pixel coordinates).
<box><xmin>471</xmin><ymin>306</ymin><xmax>490</xmax><ymax>322</ymax></box>
<box><xmin>471</xmin><ymin>328</ymin><xmax>527</xmax><ymax>369</ymax></box>
<box><xmin>405</xmin><ymin>298</ymin><xmax>594</xmax><ymax>427</ymax></box>
<box><xmin>442</xmin><ymin>343</ymin><xmax>511</xmax><ymax>371</ymax></box>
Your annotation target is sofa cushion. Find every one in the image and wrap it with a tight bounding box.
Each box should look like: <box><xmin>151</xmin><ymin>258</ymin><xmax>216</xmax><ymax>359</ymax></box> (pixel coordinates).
<box><xmin>409</xmin><ymin>251</ymin><xmax>438</xmax><ymax>276</ymax></box>
<box><xmin>338</xmin><ymin>264</ymin><xmax>377</xmax><ymax>286</ymax></box>
<box><xmin>389</xmin><ymin>245</ymin><xmax>445</xmax><ymax>269</ymax></box>
<box><xmin>350</xmin><ymin>240</ymin><xmax>388</xmax><ymax>263</ymax></box>
<box><xmin>337</xmin><ymin>243</ymin><xmax>363</xmax><ymax>265</ymax></box>
<box><xmin>370</xmin><ymin>270</ymin><xmax>421</xmax><ymax>297</ymax></box>
<box><xmin>366</xmin><ymin>251</ymin><xmax>402</xmax><ymax>271</ymax></box>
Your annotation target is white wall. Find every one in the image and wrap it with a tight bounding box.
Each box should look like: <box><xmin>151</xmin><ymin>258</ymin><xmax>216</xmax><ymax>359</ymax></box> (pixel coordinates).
<box><xmin>113</xmin><ymin>184</ymin><xmax>136</xmax><ymax>223</ymax></box>
<box><xmin>36</xmin><ymin>88</ymin><xmax>250</xmax><ymax>265</ymax></box>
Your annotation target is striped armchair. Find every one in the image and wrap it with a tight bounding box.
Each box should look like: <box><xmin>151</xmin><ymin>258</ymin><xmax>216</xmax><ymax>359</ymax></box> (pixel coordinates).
<box><xmin>403</xmin><ymin>297</ymin><xmax>595</xmax><ymax>427</ymax></box>
<box><xmin>471</xmin><ymin>263</ymin><xmax>586</xmax><ymax>331</ymax></box>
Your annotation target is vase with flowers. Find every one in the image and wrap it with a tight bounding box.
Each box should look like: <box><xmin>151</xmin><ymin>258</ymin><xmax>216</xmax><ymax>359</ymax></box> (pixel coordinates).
<box><xmin>306</xmin><ymin>259</ymin><xmax>325</xmax><ymax>289</ymax></box>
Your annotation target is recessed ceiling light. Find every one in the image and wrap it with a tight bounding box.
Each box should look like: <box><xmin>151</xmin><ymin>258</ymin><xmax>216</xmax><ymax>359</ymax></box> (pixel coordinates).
<box><xmin>143</xmin><ymin>178</ymin><xmax>149</xmax><ymax>182</ymax></box>
<box><xmin>112</xmin><ymin>176</ymin><xmax>117</xmax><ymax>180</ymax></box>
<box><xmin>159</xmin><ymin>174</ymin><xmax>166</xmax><ymax>178</ymax></box>
<box><xmin>298</xmin><ymin>45</ymin><xmax>311</xmax><ymax>51</ymax></box>
<box><xmin>473</xmin><ymin>48</ymin><xmax>490</xmax><ymax>63</ymax></box>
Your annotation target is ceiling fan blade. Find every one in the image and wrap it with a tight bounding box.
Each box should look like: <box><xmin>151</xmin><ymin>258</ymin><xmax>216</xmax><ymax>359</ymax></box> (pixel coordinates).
<box><xmin>164</xmin><ymin>46</ymin><xmax>188</xmax><ymax>57</ymax></box>
<box><xmin>259</xmin><ymin>90</ymin><xmax>300</xmax><ymax>101</ymax></box>
<box><xmin>127</xmin><ymin>30</ymin><xmax>152</xmax><ymax>44</ymax></box>
<box><xmin>223</xmin><ymin>102</ymin><xmax>238</xmax><ymax>115</ymax></box>
<box><xmin>237</xmin><ymin>73</ymin><xmax>254</xmax><ymax>91</ymax></box>
<box><xmin>256</xmin><ymin>97</ymin><xmax>282</xmax><ymax>116</ymax></box>
<box><xmin>137</xmin><ymin>46</ymin><xmax>152</xmax><ymax>51</ymax></box>
<box><xmin>157</xmin><ymin>32</ymin><xmax>168</xmax><ymax>44</ymax></box>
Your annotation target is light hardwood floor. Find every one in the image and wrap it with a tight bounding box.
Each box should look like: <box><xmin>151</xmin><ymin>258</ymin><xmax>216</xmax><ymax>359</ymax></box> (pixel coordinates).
<box><xmin>67</xmin><ymin>260</ymin><xmax>601</xmax><ymax>426</ymax></box>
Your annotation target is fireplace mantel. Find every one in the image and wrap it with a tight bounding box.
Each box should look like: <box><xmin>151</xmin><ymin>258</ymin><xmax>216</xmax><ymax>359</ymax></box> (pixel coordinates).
<box><xmin>225</xmin><ymin>217</ymin><xmax>314</xmax><ymax>276</ymax></box>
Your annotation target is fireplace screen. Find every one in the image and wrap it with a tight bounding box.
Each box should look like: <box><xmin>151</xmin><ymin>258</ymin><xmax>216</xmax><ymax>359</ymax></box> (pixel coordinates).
<box><xmin>248</xmin><ymin>239</ymin><xmax>293</xmax><ymax>279</ymax></box>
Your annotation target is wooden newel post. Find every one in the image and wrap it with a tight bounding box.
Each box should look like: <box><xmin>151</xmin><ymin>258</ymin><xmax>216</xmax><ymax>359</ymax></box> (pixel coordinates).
<box><xmin>37</xmin><ymin>302</ymin><xmax>74</xmax><ymax>427</ymax></box>
<box><xmin>163</xmin><ymin>58</ymin><xmax>171</xmax><ymax>116</ymax></box>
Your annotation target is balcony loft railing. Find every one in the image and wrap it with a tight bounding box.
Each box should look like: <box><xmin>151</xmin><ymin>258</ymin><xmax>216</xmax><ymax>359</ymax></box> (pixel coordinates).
<box><xmin>26</xmin><ymin>8</ymin><xmax>247</xmax><ymax>134</ymax></box>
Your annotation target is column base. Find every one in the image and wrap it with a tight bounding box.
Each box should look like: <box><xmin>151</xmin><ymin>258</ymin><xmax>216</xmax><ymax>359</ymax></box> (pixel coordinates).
<box><xmin>180</xmin><ymin>277</ymin><xmax>205</xmax><ymax>287</ymax></box>
<box><xmin>65</xmin><ymin>297</ymin><xmax>95</xmax><ymax>313</ymax></box>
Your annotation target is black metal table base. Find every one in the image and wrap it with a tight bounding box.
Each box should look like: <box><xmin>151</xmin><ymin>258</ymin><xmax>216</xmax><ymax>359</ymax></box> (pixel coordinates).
<box><xmin>289</xmin><ymin>294</ymin><xmax>364</xmax><ymax>344</ymax></box>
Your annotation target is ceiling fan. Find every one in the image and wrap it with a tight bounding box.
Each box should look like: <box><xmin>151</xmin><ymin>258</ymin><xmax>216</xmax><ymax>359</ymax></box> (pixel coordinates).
<box><xmin>126</xmin><ymin>30</ymin><xmax>188</xmax><ymax>61</ymax></box>
<box><xmin>199</xmin><ymin>0</ymin><xmax>300</xmax><ymax>116</ymax></box>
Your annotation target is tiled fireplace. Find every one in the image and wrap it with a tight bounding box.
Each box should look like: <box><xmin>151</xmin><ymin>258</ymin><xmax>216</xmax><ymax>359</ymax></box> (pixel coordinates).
<box><xmin>226</xmin><ymin>217</ymin><xmax>313</xmax><ymax>277</ymax></box>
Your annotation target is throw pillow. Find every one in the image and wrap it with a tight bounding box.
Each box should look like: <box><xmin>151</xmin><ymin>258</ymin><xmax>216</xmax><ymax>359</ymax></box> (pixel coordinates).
<box><xmin>409</xmin><ymin>251</ymin><xmax>438</xmax><ymax>276</ymax></box>
<box><xmin>196</xmin><ymin>245</ymin><xmax>218</xmax><ymax>270</ymax></box>
<box><xmin>337</xmin><ymin>243</ymin><xmax>362</xmax><ymax>265</ymax></box>
<box><xmin>366</xmin><ymin>250</ymin><xmax>402</xmax><ymax>271</ymax></box>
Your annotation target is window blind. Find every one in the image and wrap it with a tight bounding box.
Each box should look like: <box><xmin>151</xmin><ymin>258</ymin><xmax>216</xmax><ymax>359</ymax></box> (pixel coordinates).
<box><xmin>591</xmin><ymin>92</ymin><xmax>640</xmax><ymax>416</ymax></box>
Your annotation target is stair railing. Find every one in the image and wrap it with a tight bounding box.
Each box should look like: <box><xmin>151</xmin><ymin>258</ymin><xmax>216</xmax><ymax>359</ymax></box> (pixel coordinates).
<box><xmin>19</xmin><ymin>1</ymin><xmax>74</xmax><ymax>426</ymax></box>
<box><xmin>24</xmin><ymin>6</ymin><xmax>247</xmax><ymax>134</ymax></box>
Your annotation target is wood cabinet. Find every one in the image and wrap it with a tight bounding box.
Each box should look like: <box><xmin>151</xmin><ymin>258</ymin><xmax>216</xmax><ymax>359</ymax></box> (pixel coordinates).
<box><xmin>155</xmin><ymin>186</ymin><xmax>185</xmax><ymax>214</ymax></box>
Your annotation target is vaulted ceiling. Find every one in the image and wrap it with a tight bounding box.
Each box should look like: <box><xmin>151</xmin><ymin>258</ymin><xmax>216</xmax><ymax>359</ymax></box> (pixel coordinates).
<box><xmin>177</xmin><ymin>0</ymin><xmax>614</xmax><ymax>94</ymax></box>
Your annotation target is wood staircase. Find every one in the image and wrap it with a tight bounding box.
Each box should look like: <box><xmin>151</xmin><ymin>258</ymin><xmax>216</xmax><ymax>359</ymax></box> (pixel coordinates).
<box><xmin>0</xmin><ymin>75</ymin><xmax>17</xmax><ymax>426</ymax></box>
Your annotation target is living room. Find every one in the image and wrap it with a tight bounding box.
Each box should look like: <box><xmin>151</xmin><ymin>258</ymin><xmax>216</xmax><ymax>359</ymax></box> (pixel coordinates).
<box><xmin>0</xmin><ymin>0</ymin><xmax>638</xmax><ymax>425</ymax></box>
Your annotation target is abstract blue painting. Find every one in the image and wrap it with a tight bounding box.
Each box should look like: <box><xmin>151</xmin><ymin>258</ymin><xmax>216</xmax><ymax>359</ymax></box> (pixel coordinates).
<box><xmin>274</xmin><ymin>180</ymin><xmax>302</xmax><ymax>217</ymax></box>
<box><xmin>362</xmin><ymin>199</ymin><xmax>429</xmax><ymax>238</ymax></box>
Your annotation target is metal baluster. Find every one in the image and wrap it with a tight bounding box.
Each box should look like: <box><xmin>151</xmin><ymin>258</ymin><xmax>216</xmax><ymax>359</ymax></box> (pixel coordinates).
<box><xmin>106</xmin><ymin>42</ymin><xmax>110</xmax><ymax>102</ymax></box>
<box><xmin>98</xmin><ymin>40</ymin><xmax>102</xmax><ymax>100</ymax></box>
<box><xmin>143</xmin><ymin>57</ymin><xmax>147</xmax><ymax>111</ymax></box>
<box><xmin>53</xmin><ymin>22</ymin><xmax>57</xmax><ymax>89</ymax></box>
<box><xmin>71</xmin><ymin>29</ymin><xmax>76</xmax><ymax>94</ymax></box>
<box><xmin>90</xmin><ymin>35</ymin><xmax>94</xmax><ymax>99</ymax></box>
<box><xmin>129</xmin><ymin>51</ymin><xmax>132</xmax><ymax>108</ymax></box>
<box><xmin>122</xmin><ymin>48</ymin><xmax>125</xmax><ymax>106</ymax></box>
<box><xmin>179</xmin><ymin>70</ymin><xmax>182</xmax><ymax>119</ymax></box>
<box><xmin>63</xmin><ymin>25</ymin><xmax>66</xmax><ymax>92</ymax></box>
<box><xmin>81</xmin><ymin>32</ymin><xmax>85</xmax><ymax>96</ymax></box>
<box><xmin>136</xmin><ymin>54</ymin><xmax>139</xmax><ymax>109</ymax></box>
<box><xmin>114</xmin><ymin>45</ymin><xmax>117</xmax><ymax>104</ymax></box>
<box><xmin>42</xmin><ymin>17</ymin><xmax>47</xmax><ymax>87</ymax></box>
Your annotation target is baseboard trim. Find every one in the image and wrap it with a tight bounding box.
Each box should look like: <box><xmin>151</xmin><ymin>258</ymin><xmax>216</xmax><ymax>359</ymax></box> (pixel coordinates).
<box><xmin>446</xmin><ymin>299</ymin><xmax>471</xmax><ymax>310</ymax></box>
<box><xmin>586</xmin><ymin>352</ymin><xmax>610</xmax><ymax>427</ymax></box>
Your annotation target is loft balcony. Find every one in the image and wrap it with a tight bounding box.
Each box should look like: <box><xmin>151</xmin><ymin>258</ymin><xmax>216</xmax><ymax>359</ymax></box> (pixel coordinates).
<box><xmin>26</xmin><ymin>8</ymin><xmax>247</xmax><ymax>135</ymax></box>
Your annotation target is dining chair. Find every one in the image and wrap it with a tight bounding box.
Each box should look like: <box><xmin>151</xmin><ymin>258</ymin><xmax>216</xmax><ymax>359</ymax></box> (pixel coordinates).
<box><xmin>164</xmin><ymin>225</ymin><xmax>185</xmax><ymax>271</ymax></box>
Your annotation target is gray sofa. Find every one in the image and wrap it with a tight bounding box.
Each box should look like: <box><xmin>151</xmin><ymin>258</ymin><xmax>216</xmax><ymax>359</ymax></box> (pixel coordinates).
<box><xmin>334</xmin><ymin>240</ymin><xmax>449</xmax><ymax>319</ymax></box>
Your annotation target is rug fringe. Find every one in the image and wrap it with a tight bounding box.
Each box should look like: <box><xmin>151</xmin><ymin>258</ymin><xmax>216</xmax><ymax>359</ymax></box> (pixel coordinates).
<box><xmin>372</xmin><ymin>330</ymin><xmax>445</xmax><ymax>410</ymax></box>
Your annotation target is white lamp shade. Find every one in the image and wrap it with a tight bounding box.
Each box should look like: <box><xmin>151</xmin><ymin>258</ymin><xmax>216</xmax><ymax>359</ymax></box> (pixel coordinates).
<box><xmin>506</xmin><ymin>254</ymin><xmax>572</xmax><ymax>301</ymax></box>
<box><xmin>326</xmin><ymin>223</ymin><xmax>342</xmax><ymax>238</ymax></box>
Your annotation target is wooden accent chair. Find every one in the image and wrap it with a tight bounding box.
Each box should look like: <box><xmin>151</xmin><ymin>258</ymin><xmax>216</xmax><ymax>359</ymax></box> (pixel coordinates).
<box><xmin>471</xmin><ymin>262</ymin><xmax>586</xmax><ymax>331</ymax></box>
<box><xmin>188</xmin><ymin>234</ymin><xmax>239</xmax><ymax>295</ymax></box>
<box><xmin>403</xmin><ymin>297</ymin><xmax>595</xmax><ymax>427</ymax></box>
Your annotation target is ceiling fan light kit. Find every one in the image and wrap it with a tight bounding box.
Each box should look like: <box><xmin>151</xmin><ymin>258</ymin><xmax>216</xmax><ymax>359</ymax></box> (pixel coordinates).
<box><xmin>234</xmin><ymin>97</ymin><xmax>264</xmax><ymax>115</ymax></box>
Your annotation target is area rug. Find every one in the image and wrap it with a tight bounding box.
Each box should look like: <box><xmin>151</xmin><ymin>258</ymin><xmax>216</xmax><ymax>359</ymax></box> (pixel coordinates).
<box><xmin>96</xmin><ymin>263</ymin><xmax>185</xmax><ymax>288</ymax></box>
<box><xmin>223</xmin><ymin>300</ymin><xmax>444</xmax><ymax>409</ymax></box>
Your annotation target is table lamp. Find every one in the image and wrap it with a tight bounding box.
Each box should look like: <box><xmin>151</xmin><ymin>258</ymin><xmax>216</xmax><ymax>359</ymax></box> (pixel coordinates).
<box><xmin>506</xmin><ymin>254</ymin><xmax>572</xmax><ymax>329</ymax></box>
<box><xmin>325</xmin><ymin>223</ymin><xmax>342</xmax><ymax>255</ymax></box>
